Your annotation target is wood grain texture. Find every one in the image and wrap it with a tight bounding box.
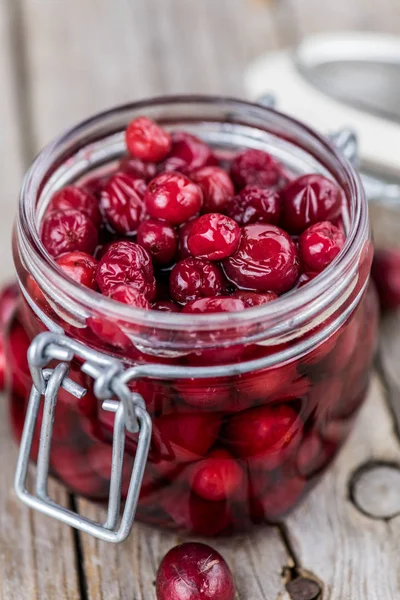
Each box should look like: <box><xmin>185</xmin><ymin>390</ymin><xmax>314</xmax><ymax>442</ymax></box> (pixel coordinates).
<box><xmin>284</xmin><ymin>376</ymin><xmax>400</xmax><ymax>600</ymax></box>
<box><xmin>77</xmin><ymin>502</ymin><xmax>291</xmax><ymax>600</ymax></box>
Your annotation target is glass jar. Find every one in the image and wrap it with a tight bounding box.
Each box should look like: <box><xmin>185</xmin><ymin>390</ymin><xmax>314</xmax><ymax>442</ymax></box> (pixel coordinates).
<box><xmin>8</xmin><ymin>96</ymin><xmax>378</xmax><ymax>539</ymax></box>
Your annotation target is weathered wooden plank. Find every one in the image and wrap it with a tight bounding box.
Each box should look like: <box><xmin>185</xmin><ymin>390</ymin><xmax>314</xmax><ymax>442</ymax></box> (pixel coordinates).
<box><xmin>77</xmin><ymin>503</ymin><xmax>291</xmax><ymax>600</ymax></box>
<box><xmin>20</xmin><ymin>0</ymin><xmax>281</xmax><ymax>148</ymax></box>
<box><xmin>284</xmin><ymin>376</ymin><xmax>400</xmax><ymax>600</ymax></box>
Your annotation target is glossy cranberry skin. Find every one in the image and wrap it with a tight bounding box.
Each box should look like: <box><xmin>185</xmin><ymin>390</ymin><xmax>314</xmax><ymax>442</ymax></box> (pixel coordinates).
<box><xmin>231</xmin><ymin>290</ymin><xmax>278</xmax><ymax>307</ymax></box>
<box><xmin>230</xmin><ymin>149</ymin><xmax>285</xmax><ymax>189</ymax></box>
<box><xmin>296</xmin><ymin>271</ymin><xmax>318</xmax><ymax>288</ymax></box>
<box><xmin>96</xmin><ymin>241</ymin><xmax>156</xmax><ymax>300</ymax></box>
<box><xmin>191</xmin><ymin>449</ymin><xmax>244</xmax><ymax>502</ymax></box>
<box><xmin>100</xmin><ymin>171</ymin><xmax>146</xmax><ymax>235</ymax></box>
<box><xmin>56</xmin><ymin>252</ymin><xmax>98</xmax><ymax>289</ymax></box>
<box><xmin>372</xmin><ymin>248</ymin><xmax>400</xmax><ymax>310</ymax></box>
<box><xmin>119</xmin><ymin>155</ymin><xmax>157</xmax><ymax>181</ymax></box>
<box><xmin>125</xmin><ymin>116</ymin><xmax>171</xmax><ymax>162</ymax></box>
<box><xmin>223</xmin><ymin>224</ymin><xmax>300</xmax><ymax>294</ymax></box>
<box><xmin>299</xmin><ymin>221</ymin><xmax>345</xmax><ymax>272</ymax></box>
<box><xmin>224</xmin><ymin>404</ymin><xmax>303</xmax><ymax>469</ymax></box>
<box><xmin>152</xmin><ymin>300</ymin><xmax>181</xmax><ymax>312</ymax></box>
<box><xmin>145</xmin><ymin>172</ymin><xmax>203</xmax><ymax>225</ymax></box>
<box><xmin>188</xmin><ymin>214</ymin><xmax>240</xmax><ymax>260</ymax></box>
<box><xmin>41</xmin><ymin>209</ymin><xmax>98</xmax><ymax>258</ymax></box>
<box><xmin>182</xmin><ymin>296</ymin><xmax>245</xmax><ymax>314</ymax></box>
<box><xmin>281</xmin><ymin>174</ymin><xmax>343</xmax><ymax>234</ymax></box>
<box><xmin>226</xmin><ymin>185</ymin><xmax>281</xmax><ymax>226</ymax></box>
<box><xmin>137</xmin><ymin>219</ymin><xmax>177</xmax><ymax>265</ymax></box>
<box><xmin>170</xmin><ymin>258</ymin><xmax>225</xmax><ymax>304</ymax></box>
<box><xmin>163</xmin><ymin>131</ymin><xmax>217</xmax><ymax>174</ymax></box>
<box><xmin>177</xmin><ymin>220</ymin><xmax>195</xmax><ymax>259</ymax></box>
<box><xmin>108</xmin><ymin>284</ymin><xmax>151</xmax><ymax>309</ymax></box>
<box><xmin>191</xmin><ymin>166</ymin><xmax>234</xmax><ymax>213</ymax></box>
<box><xmin>48</xmin><ymin>185</ymin><xmax>102</xmax><ymax>227</ymax></box>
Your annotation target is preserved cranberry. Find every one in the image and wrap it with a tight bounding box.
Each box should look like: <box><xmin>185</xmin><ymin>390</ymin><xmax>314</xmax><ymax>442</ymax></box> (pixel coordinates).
<box><xmin>190</xmin><ymin>449</ymin><xmax>244</xmax><ymax>501</ymax></box>
<box><xmin>232</xmin><ymin>290</ymin><xmax>278</xmax><ymax>307</ymax></box>
<box><xmin>96</xmin><ymin>241</ymin><xmax>155</xmax><ymax>300</ymax></box>
<box><xmin>169</xmin><ymin>258</ymin><xmax>225</xmax><ymax>304</ymax></box>
<box><xmin>119</xmin><ymin>155</ymin><xmax>157</xmax><ymax>181</ymax></box>
<box><xmin>56</xmin><ymin>252</ymin><xmax>98</xmax><ymax>289</ymax></box>
<box><xmin>145</xmin><ymin>172</ymin><xmax>203</xmax><ymax>225</ymax></box>
<box><xmin>41</xmin><ymin>209</ymin><xmax>98</xmax><ymax>258</ymax></box>
<box><xmin>162</xmin><ymin>490</ymin><xmax>231</xmax><ymax>536</ymax></box>
<box><xmin>299</xmin><ymin>221</ymin><xmax>345</xmax><ymax>272</ymax></box>
<box><xmin>137</xmin><ymin>219</ymin><xmax>177</xmax><ymax>265</ymax></box>
<box><xmin>259</xmin><ymin>476</ymin><xmax>306</xmax><ymax>520</ymax></box>
<box><xmin>224</xmin><ymin>404</ymin><xmax>303</xmax><ymax>469</ymax></box>
<box><xmin>163</xmin><ymin>131</ymin><xmax>217</xmax><ymax>174</ymax></box>
<box><xmin>226</xmin><ymin>185</ymin><xmax>281</xmax><ymax>225</ymax></box>
<box><xmin>182</xmin><ymin>296</ymin><xmax>245</xmax><ymax>314</ymax></box>
<box><xmin>177</xmin><ymin>220</ymin><xmax>195</xmax><ymax>259</ymax></box>
<box><xmin>100</xmin><ymin>172</ymin><xmax>146</xmax><ymax>235</ymax></box>
<box><xmin>125</xmin><ymin>116</ymin><xmax>171</xmax><ymax>162</ymax></box>
<box><xmin>176</xmin><ymin>377</ymin><xmax>232</xmax><ymax>410</ymax></box>
<box><xmin>372</xmin><ymin>248</ymin><xmax>400</xmax><ymax>310</ymax></box>
<box><xmin>83</xmin><ymin>174</ymin><xmax>109</xmax><ymax>198</ymax></box>
<box><xmin>191</xmin><ymin>166</ymin><xmax>234</xmax><ymax>213</ymax></box>
<box><xmin>223</xmin><ymin>224</ymin><xmax>300</xmax><ymax>294</ymax></box>
<box><xmin>0</xmin><ymin>282</ymin><xmax>19</xmax><ymax>328</ymax></box>
<box><xmin>296</xmin><ymin>271</ymin><xmax>318</xmax><ymax>288</ymax></box>
<box><xmin>187</xmin><ymin>214</ymin><xmax>240</xmax><ymax>260</ymax></box>
<box><xmin>48</xmin><ymin>185</ymin><xmax>102</xmax><ymax>227</ymax></box>
<box><xmin>230</xmin><ymin>149</ymin><xmax>285</xmax><ymax>189</ymax></box>
<box><xmin>108</xmin><ymin>284</ymin><xmax>151</xmax><ymax>309</ymax></box>
<box><xmin>156</xmin><ymin>542</ymin><xmax>235</xmax><ymax>600</ymax></box>
<box><xmin>296</xmin><ymin>432</ymin><xmax>330</xmax><ymax>477</ymax></box>
<box><xmin>152</xmin><ymin>412</ymin><xmax>221</xmax><ymax>463</ymax></box>
<box><xmin>152</xmin><ymin>300</ymin><xmax>181</xmax><ymax>312</ymax></box>
<box><xmin>281</xmin><ymin>174</ymin><xmax>343</xmax><ymax>234</ymax></box>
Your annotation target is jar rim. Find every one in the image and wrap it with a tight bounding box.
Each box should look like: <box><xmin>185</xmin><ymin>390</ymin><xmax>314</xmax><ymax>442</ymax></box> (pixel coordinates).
<box><xmin>16</xmin><ymin>94</ymin><xmax>368</xmax><ymax>341</ymax></box>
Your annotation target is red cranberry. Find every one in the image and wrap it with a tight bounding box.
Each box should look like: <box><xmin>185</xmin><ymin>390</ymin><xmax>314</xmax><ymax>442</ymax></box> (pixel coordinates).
<box><xmin>41</xmin><ymin>209</ymin><xmax>98</xmax><ymax>258</ymax></box>
<box><xmin>176</xmin><ymin>376</ymin><xmax>232</xmax><ymax>410</ymax></box>
<box><xmin>223</xmin><ymin>224</ymin><xmax>300</xmax><ymax>294</ymax></box>
<box><xmin>56</xmin><ymin>252</ymin><xmax>98</xmax><ymax>289</ymax></box>
<box><xmin>137</xmin><ymin>219</ymin><xmax>177</xmax><ymax>265</ymax></box>
<box><xmin>187</xmin><ymin>214</ymin><xmax>240</xmax><ymax>260</ymax></box>
<box><xmin>0</xmin><ymin>282</ymin><xmax>19</xmax><ymax>329</ymax></box>
<box><xmin>182</xmin><ymin>296</ymin><xmax>245</xmax><ymax>314</ymax></box>
<box><xmin>145</xmin><ymin>172</ymin><xmax>203</xmax><ymax>225</ymax></box>
<box><xmin>259</xmin><ymin>476</ymin><xmax>306</xmax><ymax>520</ymax></box>
<box><xmin>296</xmin><ymin>271</ymin><xmax>318</xmax><ymax>288</ymax></box>
<box><xmin>161</xmin><ymin>490</ymin><xmax>231</xmax><ymax>536</ymax></box>
<box><xmin>48</xmin><ymin>185</ymin><xmax>102</xmax><ymax>227</ymax></box>
<box><xmin>296</xmin><ymin>432</ymin><xmax>329</xmax><ymax>477</ymax></box>
<box><xmin>163</xmin><ymin>131</ymin><xmax>218</xmax><ymax>174</ymax></box>
<box><xmin>191</xmin><ymin>166</ymin><xmax>234</xmax><ymax>212</ymax></box>
<box><xmin>119</xmin><ymin>155</ymin><xmax>157</xmax><ymax>181</ymax></box>
<box><xmin>108</xmin><ymin>284</ymin><xmax>151</xmax><ymax>309</ymax></box>
<box><xmin>125</xmin><ymin>116</ymin><xmax>171</xmax><ymax>162</ymax></box>
<box><xmin>177</xmin><ymin>220</ymin><xmax>195</xmax><ymax>259</ymax></box>
<box><xmin>152</xmin><ymin>412</ymin><xmax>221</xmax><ymax>463</ymax></box>
<box><xmin>169</xmin><ymin>258</ymin><xmax>225</xmax><ymax>304</ymax></box>
<box><xmin>299</xmin><ymin>221</ymin><xmax>345</xmax><ymax>272</ymax></box>
<box><xmin>100</xmin><ymin>171</ymin><xmax>146</xmax><ymax>235</ymax></box>
<box><xmin>230</xmin><ymin>149</ymin><xmax>285</xmax><ymax>189</ymax></box>
<box><xmin>190</xmin><ymin>449</ymin><xmax>244</xmax><ymax>502</ymax></box>
<box><xmin>232</xmin><ymin>290</ymin><xmax>278</xmax><ymax>307</ymax></box>
<box><xmin>234</xmin><ymin>362</ymin><xmax>301</xmax><ymax>404</ymax></box>
<box><xmin>226</xmin><ymin>185</ymin><xmax>281</xmax><ymax>226</ymax></box>
<box><xmin>281</xmin><ymin>174</ymin><xmax>343</xmax><ymax>234</ymax></box>
<box><xmin>156</xmin><ymin>542</ymin><xmax>235</xmax><ymax>600</ymax></box>
<box><xmin>96</xmin><ymin>241</ymin><xmax>155</xmax><ymax>300</ymax></box>
<box><xmin>224</xmin><ymin>404</ymin><xmax>303</xmax><ymax>469</ymax></box>
<box><xmin>83</xmin><ymin>174</ymin><xmax>109</xmax><ymax>198</ymax></box>
<box><xmin>152</xmin><ymin>300</ymin><xmax>181</xmax><ymax>312</ymax></box>
<box><xmin>372</xmin><ymin>248</ymin><xmax>400</xmax><ymax>310</ymax></box>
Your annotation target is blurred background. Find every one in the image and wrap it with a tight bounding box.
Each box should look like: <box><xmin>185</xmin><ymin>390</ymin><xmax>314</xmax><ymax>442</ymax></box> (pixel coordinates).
<box><xmin>1</xmin><ymin>0</ymin><xmax>400</xmax><ymax>282</ymax></box>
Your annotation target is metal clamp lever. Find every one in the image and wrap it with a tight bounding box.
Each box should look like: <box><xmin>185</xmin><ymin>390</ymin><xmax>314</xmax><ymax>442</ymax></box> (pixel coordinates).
<box><xmin>14</xmin><ymin>332</ymin><xmax>152</xmax><ymax>543</ymax></box>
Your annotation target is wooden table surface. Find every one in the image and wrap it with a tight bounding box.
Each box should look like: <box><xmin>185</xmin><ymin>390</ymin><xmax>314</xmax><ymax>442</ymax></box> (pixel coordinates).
<box><xmin>1</xmin><ymin>1</ymin><xmax>400</xmax><ymax>598</ymax></box>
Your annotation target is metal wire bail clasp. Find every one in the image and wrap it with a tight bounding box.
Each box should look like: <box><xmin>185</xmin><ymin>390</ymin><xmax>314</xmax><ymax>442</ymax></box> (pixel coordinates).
<box><xmin>14</xmin><ymin>332</ymin><xmax>152</xmax><ymax>543</ymax></box>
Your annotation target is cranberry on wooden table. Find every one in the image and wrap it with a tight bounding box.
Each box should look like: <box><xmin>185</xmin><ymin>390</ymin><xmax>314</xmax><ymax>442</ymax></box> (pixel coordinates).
<box><xmin>145</xmin><ymin>172</ymin><xmax>203</xmax><ymax>225</ymax></box>
<box><xmin>226</xmin><ymin>185</ymin><xmax>281</xmax><ymax>225</ymax></box>
<box><xmin>191</xmin><ymin>166</ymin><xmax>235</xmax><ymax>213</ymax></box>
<box><xmin>125</xmin><ymin>116</ymin><xmax>171</xmax><ymax>162</ymax></box>
<box><xmin>223</xmin><ymin>224</ymin><xmax>300</xmax><ymax>294</ymax></box>
<box><xmin>187</xmin><ymin>213</ymin><xmax>240</xmax><ymax>260</ymax></box>
<box><xmin>41</xmin><ymin>209</ymin><xmax>98</xmax><ymax>257</ymax></box>
<box><xmin>156</xmin><ymin>542</ymin><xmax>235</xmax><ymax>600</ymax></box>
